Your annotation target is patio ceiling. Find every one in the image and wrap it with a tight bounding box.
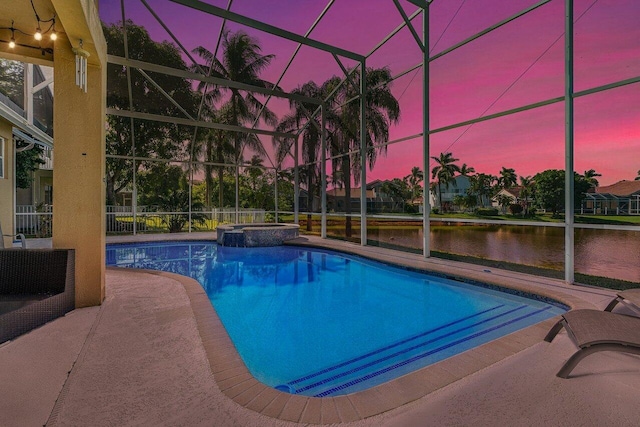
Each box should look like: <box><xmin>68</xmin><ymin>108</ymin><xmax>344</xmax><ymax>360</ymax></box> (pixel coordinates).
<box><xmin>0</xmin><ymin>0</ymin><xmax>106</xmax><ymax>66</ymax></box>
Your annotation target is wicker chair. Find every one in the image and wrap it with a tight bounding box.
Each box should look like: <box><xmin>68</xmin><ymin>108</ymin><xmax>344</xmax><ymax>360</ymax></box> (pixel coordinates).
<box><xmin>0</xmin><ymin>249</ymin><xmax>75</xmax><ymax>343</ymax></box>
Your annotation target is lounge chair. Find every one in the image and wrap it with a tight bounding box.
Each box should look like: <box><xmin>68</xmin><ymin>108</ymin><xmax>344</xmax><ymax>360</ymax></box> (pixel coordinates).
<box><xmin>0</xmin><ymin>221</ymin><xmax>25</xmax><ymax>249</ymax></box>
<box><xmin>544</xmin><ymin>309</ymin><xmax>640</xmax><ymax>378</ymax></box>
<box><xmin>604</xmin><ymin>289</ymin><xmax>640</xmax><ymax>316</ymax></box>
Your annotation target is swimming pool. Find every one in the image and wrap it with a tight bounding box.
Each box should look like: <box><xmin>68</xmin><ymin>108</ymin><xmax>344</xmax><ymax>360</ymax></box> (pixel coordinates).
<box><xmin>106</xmin><ymin>241</ymin><xmax>566</xmax><ymax>397</ymax></box>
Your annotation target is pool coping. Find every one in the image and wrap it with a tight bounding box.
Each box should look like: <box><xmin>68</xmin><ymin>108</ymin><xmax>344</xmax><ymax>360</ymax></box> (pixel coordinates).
<box><xmin>111</xmin><ymin>237</ymin><xmax>599</xmax><ymax>424</ymax></box>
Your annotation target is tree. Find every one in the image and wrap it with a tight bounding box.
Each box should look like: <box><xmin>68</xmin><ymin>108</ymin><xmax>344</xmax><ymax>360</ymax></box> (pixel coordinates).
<box><xmin>327</xmin><ymin>67</ymin><xmax>400</xmax><ymax>237</ymax></box>
<box><xmin>635</xmin><ymin>170</ymin><xmax>640</xmax><ymax>181</ymax></box>
<box><xmin>137</xmin><ymin>164</ymin><xmax>206</xmax><ymax>232</ymax></box>
<box><xmin>404</xmin><ymin>166</ymin><xmax>424</xmax><ymax>204</ymax></box>
<box><xmin>495</xmin><ymin>193</ymin><xmax>513</xmax><ymax>214</ymax></box>
<box><xmin>431</xmin><ymin>152</ymin><xmax>460</xmax><ymax>210</ymax></box>
<box><xmin>533</xmin><ymin>169</ymin><xmax>591</xmax><ymax>217</ymax></box>
<box><xmin>380</xmin><ymin>178</ymin><xmax>410</xmax><ymax>212</ymax></box>
<box><xmin>518</xmin><ymin>175</ymin><xmax>535</xmax><ymax>216</ymax></box>
<box><xmin>193</xmin><ymin>30</ymin><xmax>277</xmax><ymax>219</ymax></box>
<box><xmin>103</xmin><ymin>21</ymin><xmax>198</xmax><ymax>205</ymax></box>
<box><xmin>15</xmin><ymin>144</ymin><xmax>45</xmax><ymax>189</ymax></box>
<box><xmin>0</xmin><ymin>59</ymin><xmax>24</xmax><ymax>107</ymax></box>
<box><xmin>273</xmin><ymin>81</ymin><xmax>338</xmax><ymax>230</ymax></box>
<box><xmin>459</xmin><ymin>163</ymin><xmax>475</xmax><ymax>176</ymax></box>
<box><xmin>468</xmin><ymin>173</ymin><xmax>496</xmax><ymax>207</ymax></box>
<box><xmin>583</xmin><ymin>169</ymin><xmax>601</xmax><ymax>188</ymax></box>
<box><xmin>498</xmin><ymin>167</ymin><xmax>518</xmax><ymax>189</ymax></box>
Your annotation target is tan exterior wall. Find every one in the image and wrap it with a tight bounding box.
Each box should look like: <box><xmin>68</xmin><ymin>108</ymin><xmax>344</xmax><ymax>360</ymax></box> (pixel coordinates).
<box><xmin>52</xmin><ymin>39</ymin><xmax>106</xmax><ymax>307</ymax></box>
<box><xmin>0</xmin><ymin>118</ymin><xmax>14</xmax><ymax>247</ymax></box>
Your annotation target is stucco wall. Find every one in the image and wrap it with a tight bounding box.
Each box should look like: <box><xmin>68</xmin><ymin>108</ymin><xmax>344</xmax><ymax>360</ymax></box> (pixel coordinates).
<box><xmin>0</xmin><ymin>118</ymin><xmax>14</xmax><ymax>247</ymax></box>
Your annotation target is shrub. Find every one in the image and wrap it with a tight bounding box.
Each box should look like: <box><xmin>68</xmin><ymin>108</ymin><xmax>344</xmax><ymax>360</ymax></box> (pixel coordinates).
<box><xmin>509</xmin><ymin>204</ymin><xmax>524</xmax><ymax>215</ymax></box>
<box><xmin>431</xmin><ymin>207</ymin><xmax>440</xmax><ymax>214</ymax></box>
<box><xmin>476</xmin><ymin>207</ymin><xmax>499</xmax><ymax>216</ymax></box>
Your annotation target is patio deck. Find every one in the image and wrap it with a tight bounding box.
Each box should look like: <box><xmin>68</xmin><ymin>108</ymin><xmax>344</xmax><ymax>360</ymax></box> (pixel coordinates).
<box><xmin>1</xmin><ymin>233</ymin><xmax>639</xmax><ymax>426</ymax></box>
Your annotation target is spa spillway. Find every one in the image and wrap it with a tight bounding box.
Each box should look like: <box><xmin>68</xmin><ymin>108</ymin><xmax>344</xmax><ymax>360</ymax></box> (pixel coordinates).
<box><xmin>216</xmin><ymin>223</ymin><xmax>300</xmax><ymax>247</ymax></box>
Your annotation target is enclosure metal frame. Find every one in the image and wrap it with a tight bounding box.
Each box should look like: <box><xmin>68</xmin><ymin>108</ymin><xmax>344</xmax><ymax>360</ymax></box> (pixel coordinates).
<box><xmin>104</xmin><ymin>0</ymin><xmax>640</xmax><ymax>285</ymax></box>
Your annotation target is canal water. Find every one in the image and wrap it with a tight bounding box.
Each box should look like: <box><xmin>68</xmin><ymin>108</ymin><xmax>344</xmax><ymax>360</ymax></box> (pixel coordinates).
<box><xmin>366</xmin><ymin>224</ymin><xmax>640</xmax><ymax>283</ymax></box>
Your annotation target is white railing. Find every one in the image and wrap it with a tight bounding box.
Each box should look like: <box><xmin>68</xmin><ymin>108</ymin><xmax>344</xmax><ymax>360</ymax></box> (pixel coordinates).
<box><xmin>40</xmin><ymin>147</ymin><xmax>53</xmax><ymax>170</ymax></box>
<box><xmin>105</xmin><ymin>206</ymin><xmax>266</xmax><ymax>234</ymax></box>
<box><xmin>15</xmin><ymin>205</ymin><xmax>53</xmax><ymax>236</ymax></box>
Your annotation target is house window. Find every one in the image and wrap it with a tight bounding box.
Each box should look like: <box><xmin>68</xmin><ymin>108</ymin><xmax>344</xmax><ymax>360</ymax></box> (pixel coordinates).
<box><xmin>0</xmin><ymin>137</ymin><xmax>4</xmax><ymax>179</ymax></box>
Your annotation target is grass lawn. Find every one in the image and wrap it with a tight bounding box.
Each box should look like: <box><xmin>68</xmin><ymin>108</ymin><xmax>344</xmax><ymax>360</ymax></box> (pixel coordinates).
<box><xmin>283</xmin><ymin>212</ymin><xmax>640</xmax><ymax>226</ymax></box>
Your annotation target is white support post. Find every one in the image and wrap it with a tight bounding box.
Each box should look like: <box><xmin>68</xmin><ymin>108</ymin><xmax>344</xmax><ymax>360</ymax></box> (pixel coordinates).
<box><xmin>360</xmin><ymin>60</ymin><xmax>367</xmax><ymax>246</ymax></box>
<box><xmin>274</xmin><ymin>170</ymin><xmax>279</xmax><ymax>223</ymax></box>
<box><xmin>235</xmin><ymin>162</ymin><xmax>239</xmax><ymax>224</ymax></box>
<box><xmin>564</xmin><ymin>0</ymin><xmax>575</xmax><ymax>284</ymax></box>
<box><xmin>423</xmin><ymin>6</ymin><xmax>431</xmax><ymax>257</ymax></box>
<box><xmin>294</xmin><ymin>136</ymin><xmax>299</xmax><ymax>224</ymax></box>
<box><xmin>321</xmin><ymin>105</ymin><xmax>327</xmax><ymax>239</ymax></box>
<box><xmin>24</xmin><ymin>64</ymin><xmax>33</xmax><ymax>126</ymax></box>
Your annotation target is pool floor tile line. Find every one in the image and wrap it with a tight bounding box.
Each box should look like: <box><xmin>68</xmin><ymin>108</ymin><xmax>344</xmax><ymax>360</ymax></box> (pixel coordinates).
<box><xmin>286</xmin><ymin>303</ymin><xmax>507</xmax><ymax>386</ymax></box>
<box><xmin>294</xmin><ymin>305</ymin><xmax>532</xmax><ymax>395</ymax></box>
<box><xmin>313</xmin><ymin>306</ymin><xmax>553</xmax><ymax>397</ymax></box>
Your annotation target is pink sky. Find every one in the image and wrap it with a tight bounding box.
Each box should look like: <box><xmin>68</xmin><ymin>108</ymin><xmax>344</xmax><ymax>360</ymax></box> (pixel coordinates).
<box><xmin>100</xmin><ymin>0</ymin><xmax>640</xmax><ymax>186</ymax></box>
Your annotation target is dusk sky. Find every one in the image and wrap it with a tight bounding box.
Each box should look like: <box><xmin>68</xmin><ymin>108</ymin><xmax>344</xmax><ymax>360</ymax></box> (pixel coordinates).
<box><xmin>100</xmin><ymin>0</ymin><xmax>639</xmax><ymax>186</ymax></box>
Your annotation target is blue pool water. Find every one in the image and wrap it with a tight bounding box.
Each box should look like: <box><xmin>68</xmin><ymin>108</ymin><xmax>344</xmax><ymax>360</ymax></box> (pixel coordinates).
<box><xmin>106</xmin><ymin>241</ymin><xmax>566</xmax><ymax>397</ymax></box>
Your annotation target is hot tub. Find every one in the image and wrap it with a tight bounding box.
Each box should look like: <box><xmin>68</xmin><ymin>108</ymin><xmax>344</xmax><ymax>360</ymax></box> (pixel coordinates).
<box><xmin>216</xmin><ymin>223</ymin><xmax>300</xmax><ymax>247</ymax></box>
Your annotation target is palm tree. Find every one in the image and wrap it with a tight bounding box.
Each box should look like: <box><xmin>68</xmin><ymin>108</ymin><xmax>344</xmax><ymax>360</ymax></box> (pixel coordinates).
<box><xmin>430</xmin><ymin>152</ymin><xmax>461</xmax><ymax>209</ymax></box>
<box><xmin>468</xmin><ymin>173</ymin><xmax>496</xmax><ymax>207</ymax></box>
<box><xmin>518</xmin><ymin>175</ymin><xmax>535</xmax><ymax>216</ymax></box>
<box><xmin>404</xmin><ymin>166</ymin><xmax>424</xmax><ymax>204</ymax></box>
<box><xmin>459</xmin><ymin>163</ymin><xmax>475</xmax><ymax>176</ymax></box>
<box><xmin>328</xmin><ymin>67</ymin><xmax>400</xmax><ymax>238</ymax></box>
<box><xmin>273</xmin><ymin>81</ymin><xmax>339</xmax><ymax>231</ymax></box>
<box><xmin>635</xmin><ymin>169</ymin><xmax>640</xmax><ymax>181</ymax></box>
<box><xmin>193</xmin><ymin>30</ymin><xmax>278</xmax><ymax>217</ymax></box>
<box><xmin>583</xmin><ymin>169</ymin><xmax>602</xmax><ymax>188</ymax></box>
<box><xmin>498</xmin><ymin>167</ymin><xmax>518</xmax><ymax>189</ymax></box>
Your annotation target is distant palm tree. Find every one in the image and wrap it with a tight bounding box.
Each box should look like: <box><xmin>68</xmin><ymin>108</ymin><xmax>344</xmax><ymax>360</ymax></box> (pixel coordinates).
<box><xmin>404</xmin><ymin>166</ymin><xmax>424</xmax><ymax>204</ymax></box>
<box><xmin>518</xmin><ymin>175</ymin><xmax>535</xmax><ymax>216</ymax></box>
<box><xmin>459</xmin><ymin>163</ymin><xmax>475</xmax><ymax>176</ymax></box>
<box><xmin>498</xmin><ymin>167</ymin><xmax>518</xmax><ymax>189</ymax></box>
<box><xmin>468</xmin><ymin>173</ymin><xmax>496</xmax><ymax>207</ymax></box>
<box><xmin>635</xmin><ymin>169</ymin><xmax>640</xmax><ymax>181</ymax></box>
<box><xmin>583</xmin><ymin>169</ymin><xmax>602</xmax><ymax>188</ymax></box>
<box><xmin>193</xmin><ymin>30</ymin><xmax>277</xmax><ymax>216</ymax></box>
<box><xmin>431</xmin><ymin>152</ymin><xmax>461</xmax><ymax>209</ymax></box>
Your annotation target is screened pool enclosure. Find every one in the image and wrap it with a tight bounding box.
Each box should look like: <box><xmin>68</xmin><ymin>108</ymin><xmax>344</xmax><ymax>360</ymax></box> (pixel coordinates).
<box><xmin>102</xmin><ymin>0</ymin><xmax>640</xmax><ymax>285</ymax></box>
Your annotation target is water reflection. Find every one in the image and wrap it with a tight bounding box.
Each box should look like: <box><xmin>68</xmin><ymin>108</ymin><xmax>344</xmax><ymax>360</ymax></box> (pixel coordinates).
<box><xmin>368</xmin><ymin>224</ymin><xmax>639</xmax><ymax>283</ymax></box>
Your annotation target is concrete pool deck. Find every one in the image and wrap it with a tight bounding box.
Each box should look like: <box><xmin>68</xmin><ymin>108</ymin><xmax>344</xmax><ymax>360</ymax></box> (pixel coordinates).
<box><xmin>1</xmin><ymin>233</ymin><xmax>639</xmax><ymax>426</ymax></box>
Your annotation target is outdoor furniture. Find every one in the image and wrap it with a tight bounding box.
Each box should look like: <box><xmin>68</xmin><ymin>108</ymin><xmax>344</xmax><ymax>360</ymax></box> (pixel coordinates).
<box><xmin>604</xmin><ymin>289</ymin><xmax>640</xmax><ymax>316</ymax></box>
<box><xmin>0</xmin><ymin>249</ymin><xmax>75</xmax><ymax>343</ymax></box>
<box><xmin>544</xmin><ymin>309</ymin><xmax>640</xmax><ymax>378</ymax></box>
<box><xmin>0</xmin><ymin>221</ymin><xmax>25</xmax><ymax>249</ymax></box>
